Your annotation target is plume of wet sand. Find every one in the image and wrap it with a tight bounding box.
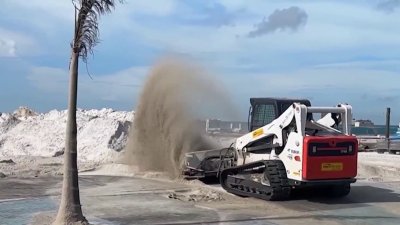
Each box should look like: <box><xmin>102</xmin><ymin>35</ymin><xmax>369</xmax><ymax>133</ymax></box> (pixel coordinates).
<box><xmin>122</xmin><ymin>57</ymin><xmax>238</xmax><ymax>178</ymax></box>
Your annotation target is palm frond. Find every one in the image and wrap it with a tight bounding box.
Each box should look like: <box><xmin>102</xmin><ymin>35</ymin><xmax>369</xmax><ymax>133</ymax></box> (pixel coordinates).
<box><xmin>72</xmin><ymin>0</ymin><xmax>124</xmax><ymax>62</ymax></box>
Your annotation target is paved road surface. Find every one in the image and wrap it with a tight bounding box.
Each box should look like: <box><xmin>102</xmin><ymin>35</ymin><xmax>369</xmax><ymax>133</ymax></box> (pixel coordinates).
<box><xmin>1</xmin><ymin>176</ymin><xmax>400</xmax><ymax>225</ymax></box>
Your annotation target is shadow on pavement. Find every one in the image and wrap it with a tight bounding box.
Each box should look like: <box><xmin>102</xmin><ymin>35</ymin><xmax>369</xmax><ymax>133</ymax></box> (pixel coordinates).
<box><xmin>291</xmin><ymin>185</ymin><xmax>400</xmax><ymax>204</ymax></box>
<box><xmin>141</xmin><ymin>214</ymin><xmax>399</xmax><ymax>225</ymax></box>
<box><xmin>199</xmin><ymin>178</ymin><xmax>400</xmax><ymax>205</ymax></box>
<box><xmin>346</xmin><ymin>185</ymin><xmax>400</xmax><ymax>203</ymax></box>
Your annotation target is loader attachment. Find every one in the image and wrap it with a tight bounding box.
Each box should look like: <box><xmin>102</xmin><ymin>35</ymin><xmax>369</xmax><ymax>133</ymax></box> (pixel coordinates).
<box><xmin>182</xmin><ymin>147</ymin><xmax>235</xmax><ymax>179</ymax></box>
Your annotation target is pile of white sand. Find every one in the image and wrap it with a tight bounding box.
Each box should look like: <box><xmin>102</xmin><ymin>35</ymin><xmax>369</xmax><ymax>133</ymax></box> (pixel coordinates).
<box><xmin>358</xmin><ymin>152</ymin><xmax>400</xmax><ymax>181</ymax></box>
<box><xmin>2</xmin><ymin>106</ymin><xmax>400</xmax><ymax>182</ymax></box>
<box><xmin>0</xmin><ymin>107</ymin><xmax>133</xmax><ymax>163</ymax></box>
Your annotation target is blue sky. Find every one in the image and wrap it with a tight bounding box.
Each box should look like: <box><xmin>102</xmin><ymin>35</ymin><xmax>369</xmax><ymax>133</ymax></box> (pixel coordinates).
<box><xmin>1</xmin><ymin>0</ymin><xmax>400</xmax><ymax>124</ymax></box>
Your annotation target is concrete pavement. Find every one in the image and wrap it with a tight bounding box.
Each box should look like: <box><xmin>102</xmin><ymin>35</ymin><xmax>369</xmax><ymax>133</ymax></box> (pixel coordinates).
<box><xmin>1</xmin><ymin>176</ymin><xmax>400</xmax><ymax>225</ymax></box>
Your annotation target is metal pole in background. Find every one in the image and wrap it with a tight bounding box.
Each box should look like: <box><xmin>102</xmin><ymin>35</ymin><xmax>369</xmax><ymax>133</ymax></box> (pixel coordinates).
<box><xmin>386</xmin><ymin>107</ymin><xmax>391</xmax><ymax>152</ymax></box>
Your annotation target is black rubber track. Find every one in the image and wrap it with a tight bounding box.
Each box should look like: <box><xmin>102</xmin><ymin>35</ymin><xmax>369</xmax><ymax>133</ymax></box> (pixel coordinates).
<box><xmin>220</xmin><ymin>160</ymin><xmax>291</xmax><ymax>201</ymax></box>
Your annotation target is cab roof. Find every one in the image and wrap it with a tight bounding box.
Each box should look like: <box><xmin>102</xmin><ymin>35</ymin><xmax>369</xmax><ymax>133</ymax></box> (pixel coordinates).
<box><xmin>250</xmin><ymin>97</ymin><xmax>311</xmax><ymax>106</ymax></box>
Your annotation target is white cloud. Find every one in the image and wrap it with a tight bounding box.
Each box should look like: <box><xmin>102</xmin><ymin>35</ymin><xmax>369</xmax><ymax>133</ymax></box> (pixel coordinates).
<box><xmin>126</xmin><ymin>0</ymin><xmax>177</xmax><ymax>16</ymax></box>
<box><xmin>7</xmin><ymin>0</ymin><xmax>177</xmax><ymax>18</ymax></box>
<box><xmin>0</xmin><ymin>28</ymin><xmax>39</xmax><ymax>57</ymax></box>
<box><xmin>4</xmin><ymin>0</ymin><xmax>400</xmax><ymax>122</ymax></box>
<box><xmin>102</xmin><ymin>0</ymin><xmax>400</xmax><ymax>66</ymax></box>
<box><xmin>24</xmin><ymin>60</ymin><xmax>400</xmax><ymax>123</ymax></box>
<box><xmin>247</xmin><ymin>6</ymin><xmax>308</xmax><ymax>37</ymax></box>
<box><xmin>79</xmin><ymin>66</ymin><xmax>147</xmax><ymax>102</ymax></box>
<box><xmin>376</xmin><ymin>0</ymin><xmax>400</xmax><ymax>13</ymax></box>
<box><xmin>4</xmin><ymin>0</ymin><xmax>177</xmax><ymax>28</ymax></box>
<box><xmin>314</xmin><ymin>59</ymin><xmax>400</xmax><ymax>72</ymax></box>
<box><xmin>27</xmin><ymin>67</ymin><xmax>68</xmax><ymax>92</ymax></box>
<box><xmin>27</xmin><ymin>65</ymin><xmax>148</xmax><ymax>103</ymax></box>
<box><xmin>221</xmin><ymin>64</ymin><xmax>400</xmax><ymax>123</ymax></box>
<box><xmin>0</xmin><ymin>39</ymin><xmax>16</xmax><ymax>57</ymax></box>
<box><xmin>5</xmin><ymin>0</ymin><xmax>75</xmax><ymax>22</ymax></box>
<box><xmin>223</xmin><ymin>58</ymin><xmax>400</xmax><ymax>96</ymax></box>
<box><xmin>254</xmin><ymin>69</ymin><xmax>398</xmax><ymax>92</ymax></box>
<box><xmin>1</xmin><ymin>0</ymin><xmax>179</xmax><ymax>50</ymax></box>
<box><xmin>4</xmin><ymin>0</ymin><xmax>399</xmax><ymax>61</ymax></box>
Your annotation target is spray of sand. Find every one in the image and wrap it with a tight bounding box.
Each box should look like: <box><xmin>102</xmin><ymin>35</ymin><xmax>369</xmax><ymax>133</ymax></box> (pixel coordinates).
<box><xmin>123</xmin><ymin>57</ymin><xmax>238</xmax><ymax>178</ymax></box>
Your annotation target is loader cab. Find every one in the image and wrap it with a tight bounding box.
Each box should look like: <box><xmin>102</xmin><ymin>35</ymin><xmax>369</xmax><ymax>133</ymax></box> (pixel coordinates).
<box><xmin>248</xmin><ymin>98</ymin><xmax>312</xmax><ymax>132</ymax></box>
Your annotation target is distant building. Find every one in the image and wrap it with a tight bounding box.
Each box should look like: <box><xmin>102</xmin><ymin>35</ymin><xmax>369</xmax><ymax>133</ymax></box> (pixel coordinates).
<box><xmin>205</xmin><ymin>119</ymin><xmax>221</xmax><ymax>133</ymax></box>
<box><xmin>353</xmin><ymin>119</ymin><xmax>374</xmax><ymax>127</ymax></box>
<box><xmin>205</xmin><ymin>119</ymin><xmax>248</xmax><ymax>134</ymax></box>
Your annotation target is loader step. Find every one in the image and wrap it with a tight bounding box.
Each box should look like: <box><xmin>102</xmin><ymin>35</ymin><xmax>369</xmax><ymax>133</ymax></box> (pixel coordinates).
<box><xmin>220</xmin><ymin>160</ymin><xmax>291</xmax><ymax>201</ymax></box>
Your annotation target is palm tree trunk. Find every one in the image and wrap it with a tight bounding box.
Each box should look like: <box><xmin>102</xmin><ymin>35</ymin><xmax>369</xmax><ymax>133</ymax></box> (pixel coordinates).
<box><xmin>54</xmin><ymin>51</ymin><xmax>88</xmax><ymax>225</ymax></box>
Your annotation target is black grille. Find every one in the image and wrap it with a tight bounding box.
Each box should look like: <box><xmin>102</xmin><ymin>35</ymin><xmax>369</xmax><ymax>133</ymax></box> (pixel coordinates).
<box><xmin>308</xmin><ymin>142</ymin><xmax>356</xmax><ymax>156</ymax></box>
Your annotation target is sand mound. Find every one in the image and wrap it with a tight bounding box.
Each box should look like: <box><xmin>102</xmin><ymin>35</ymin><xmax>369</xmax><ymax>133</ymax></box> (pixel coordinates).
<box><xmin>13</xmin><ymin>106</ymin><xmax>37</xmax><ymax>119</ymax></box>
<box><xmin>0</xmin><ymin>108</ymin><xmax>133</xmax><ymax>162</ymax></box>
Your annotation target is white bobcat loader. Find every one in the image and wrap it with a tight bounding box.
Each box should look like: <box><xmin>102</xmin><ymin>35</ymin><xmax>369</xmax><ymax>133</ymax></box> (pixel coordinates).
<box><xmin>183</xmin><ymin>98</ymin><xmax>358</xmax><ymax>201</ymax></box>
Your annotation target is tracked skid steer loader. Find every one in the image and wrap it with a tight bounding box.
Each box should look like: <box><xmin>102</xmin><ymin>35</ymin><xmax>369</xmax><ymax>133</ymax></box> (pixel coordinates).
<box><xmin>183</xmin><ymin>98</ymin><xmax>358</xmax><ymax>201</ymax></box>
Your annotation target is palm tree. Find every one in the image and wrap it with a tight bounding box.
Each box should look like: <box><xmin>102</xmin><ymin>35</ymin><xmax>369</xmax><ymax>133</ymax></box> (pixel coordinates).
<box><xmin>54</xmin><ymin>1</ymin><xmax>123</xmax><ymax>224</ymax></box>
